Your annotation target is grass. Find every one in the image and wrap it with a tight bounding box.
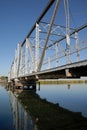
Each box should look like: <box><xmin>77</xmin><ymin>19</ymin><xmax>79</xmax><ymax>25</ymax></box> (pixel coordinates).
<box><xmin>18</xmin><ymin>90</ymin><xmax>87</xmax><ymax>130</ymax></box>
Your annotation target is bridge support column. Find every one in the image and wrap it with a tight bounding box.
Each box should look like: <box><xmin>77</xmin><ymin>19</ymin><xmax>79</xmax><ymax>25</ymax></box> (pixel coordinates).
<box><xmin>23</xmin><ymin>79</ymin><xmax>36</xmax><ymax>90</ymax></box>
<box><xmin>19</xmin><ymin>77</ymin><xmax>37</xmax><ymax>91</ymax></box>
<box><xmin>7</xmin><ymin>80</ymin><xmax>15</xmax><ymax>91</ymax></box>
<box><xmin>65</xmin><ymin>68</ymin><xmax>72</xmax><ymax>77</ymax></box>
<box><xmin>14</xmin><ymin>79</ymin><xmax>23</xmax><ymax>89</ymax></box>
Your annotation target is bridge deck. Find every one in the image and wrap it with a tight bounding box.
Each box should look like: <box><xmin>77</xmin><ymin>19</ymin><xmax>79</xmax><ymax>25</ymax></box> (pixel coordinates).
<box><xmin>16</xmin><ymin>60</ymin><xmax>87</xmax><ymax>80</ymax></box>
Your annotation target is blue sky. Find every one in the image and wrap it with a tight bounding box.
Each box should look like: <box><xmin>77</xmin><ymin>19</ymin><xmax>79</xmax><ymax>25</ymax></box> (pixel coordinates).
<box><xmin>0</xmin><ymin>0</ymin><xmax>87</xmax><ymax>76</ymax></box>
<box><xmin>0</xmin><ymin>0</ymin><xmax>49</xmax><ymax>76</ymax></box>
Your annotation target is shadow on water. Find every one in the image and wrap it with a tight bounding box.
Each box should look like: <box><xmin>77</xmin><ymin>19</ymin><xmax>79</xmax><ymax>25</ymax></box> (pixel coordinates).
<box><xmin>5</xmin><ymin>82</ymin><xmax>87</xmax><ymax>130</ymax></box>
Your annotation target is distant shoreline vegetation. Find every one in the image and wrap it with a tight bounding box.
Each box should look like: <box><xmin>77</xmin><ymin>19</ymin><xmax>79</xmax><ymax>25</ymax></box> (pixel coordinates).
<box><xmin>0</xmin><ymin>76</ymin><xmax>8</xmax><ymax>82</ymax></box>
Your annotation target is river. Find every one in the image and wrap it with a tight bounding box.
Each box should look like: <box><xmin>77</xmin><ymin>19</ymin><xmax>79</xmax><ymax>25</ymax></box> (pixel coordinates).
<box><xmin>0</xmin><ymin>82</ymin><xmax>87</xmax><ymax>129</ymax></box>
<box><xmin>36</xmin><ymin>82</ymin><xmax>87</xmax><ymax>118</ymax></box>
<box><xmin>0</xmin><ymin>85</ymin><xmax>34</xmax><ymax>130</ymax></box>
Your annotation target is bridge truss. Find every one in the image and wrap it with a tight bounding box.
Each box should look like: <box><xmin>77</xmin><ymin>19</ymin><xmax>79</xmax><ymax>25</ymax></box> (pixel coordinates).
<box><xmin>8</xmin><ymin>0</ymin><xmax>87</xmax><ymax>80</ymax></box>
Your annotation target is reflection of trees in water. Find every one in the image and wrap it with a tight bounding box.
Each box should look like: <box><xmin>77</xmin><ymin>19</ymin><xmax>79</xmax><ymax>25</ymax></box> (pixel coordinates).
<box><xmin>8</xmin><ymin>91</ymin><xmax>35</xmax><ymax>130</ymax></box>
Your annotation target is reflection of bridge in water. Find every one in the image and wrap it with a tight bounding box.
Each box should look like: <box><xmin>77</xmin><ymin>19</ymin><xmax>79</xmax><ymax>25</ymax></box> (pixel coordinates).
<box><xmin>8</xmin><ymin>0</ymin><xmax>87</xmax><ymax>87</ymax></box>
<box><xmin>8</xmin><ymin>90</ymin><xmax>37</xmax><ymax>130</ymax></box>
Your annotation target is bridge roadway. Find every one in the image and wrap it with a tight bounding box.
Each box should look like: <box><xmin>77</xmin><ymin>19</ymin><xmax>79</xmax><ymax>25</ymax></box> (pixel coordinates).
<box><xmin>14</xmin><ymin>59</ymin><xmax>87</xmax><ymax>86</ymax></box>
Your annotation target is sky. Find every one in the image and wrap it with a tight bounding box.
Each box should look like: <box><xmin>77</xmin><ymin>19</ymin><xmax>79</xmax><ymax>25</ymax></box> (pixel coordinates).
<box><xmin>0</xmin><ymin>0</ymin><xmax>49</xmax><ymax>76</ymax></box>
<box><xmin>0</xmin><ymin>0</ymin><xmax>87</xmax><ymax>76</ymax></box>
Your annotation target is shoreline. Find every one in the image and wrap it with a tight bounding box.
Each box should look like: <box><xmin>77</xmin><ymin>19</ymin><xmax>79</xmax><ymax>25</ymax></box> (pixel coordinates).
<box><xmin>37</xmin><ymin>78</ymin><xmax>87</xmax><ymax>84</ymax></box>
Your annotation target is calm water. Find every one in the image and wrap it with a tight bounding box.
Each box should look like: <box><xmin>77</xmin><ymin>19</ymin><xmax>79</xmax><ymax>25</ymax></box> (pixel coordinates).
<box><xmin>0</xmin><ymin>83</ymin><xmax>87</xmax><ymax>130</ymax></box>
<box><xmin>0</xmin><ymin>85</ymin><xmax>34</xmax><ymax>130</ymax></box>
<box><xmin>0</xmin><ymin>86</ymin><xmax>13</xmax><ymax>130</ymax></box>
<box><xmin>36</xmin><ymin>83</ymin><xmax>87</xmax><ymax>118</ymax></box>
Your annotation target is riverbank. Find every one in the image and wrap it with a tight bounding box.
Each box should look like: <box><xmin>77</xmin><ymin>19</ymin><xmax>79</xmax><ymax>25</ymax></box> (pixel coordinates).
<box><xmin>18</xmin><ymin>90</ymin><xmax>87</xmax><ymax>130</ymax></box>
<box><xmin>38</xmin><ymin>79</ymin><xmax>87</xmax><ymax>84</ymax></box>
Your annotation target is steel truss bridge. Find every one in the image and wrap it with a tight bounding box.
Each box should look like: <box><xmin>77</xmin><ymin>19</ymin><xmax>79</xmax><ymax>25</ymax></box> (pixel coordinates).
<box><xmin>8</xmin><ymin>0</ymin><xmax>87</xmax><ymax>84</ymax></box>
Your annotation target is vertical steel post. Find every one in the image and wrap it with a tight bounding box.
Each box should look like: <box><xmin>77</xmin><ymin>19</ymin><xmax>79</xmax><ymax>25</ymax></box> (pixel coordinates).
<box><xmin>20</xmin><ymin>47</ymin><xmax>23</xmax><ymax>76</ymax></box>
<box><xmin>35</xmin><ymin>23</ymin><xmax>39</xmax><ymax>72</ymax></box>
<box><xmin>26</xmin><ymin>38</ymin><xmax>35</xmax><ymax>72</ymax></box>
<box><xmin>14</xmin><ymin>49</ymin><xmax>17</xmax><ymax>78</ymax></box>
<box><xmin>64</xmin><ymin>0</ymin><xmax>70</xmax><ymax>64</ymax></box>
<box><xmin>48</xmin><ymin>57</ymin><xmax>50</xmax><ymax>69</ymax></box>
<box><xmin>75</xmin><ymin>32</ymin><xmax>80</xmax><ymax>61</ymax></box>
<box><xmin>64</xmin><ymin>0</ymin><xmax>72</xmax><ymax>77</ymax></box>
<box><xmin>25</xmin><ymin>40</ymin><xmax>29</xmax><ymax>74</ymax></box>
<box><xmin>17</xmin><ymin>43</ymin><xmax>21</xmax><ymax>77</ymax></box>
<box><xmin>56</xmin><ymin>42</ymin><xmax>58</xmax><ymax>67</ymax></box>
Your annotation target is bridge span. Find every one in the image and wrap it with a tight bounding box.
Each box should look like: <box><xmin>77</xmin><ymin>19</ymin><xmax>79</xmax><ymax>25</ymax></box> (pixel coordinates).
<box><xmin>8</xmin><ymin>0</ymin><xmax>87</xmax><ymax>87</ymax></box>
<box><xmin>9</xmin><ymin>59</ymin><xmax>87</xmax><ymax>88</ymax></box>
<box><xmin>30</xmin><ymin>59</ymin><xmax>87</xmax><ymax>79</ymax></box>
